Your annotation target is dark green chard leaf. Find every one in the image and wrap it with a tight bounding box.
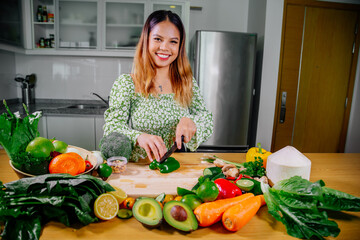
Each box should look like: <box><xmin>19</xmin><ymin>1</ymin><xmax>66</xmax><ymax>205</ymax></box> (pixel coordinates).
<box><xmin>0</xmin><ymin>174</ymin><xmax>114</xmax><ymax>240</ymax></box>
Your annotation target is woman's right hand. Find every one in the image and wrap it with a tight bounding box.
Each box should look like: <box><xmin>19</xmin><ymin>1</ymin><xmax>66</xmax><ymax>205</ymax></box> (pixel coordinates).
<box><xmin>137</xmin><ymin>133</ymin><xmax>167</xmax><ymax>162</ymax></box>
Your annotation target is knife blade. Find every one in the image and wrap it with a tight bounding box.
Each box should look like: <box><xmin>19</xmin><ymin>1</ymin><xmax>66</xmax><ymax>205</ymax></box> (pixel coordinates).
<box><xmin>159</xmin><ymin>136</ymin><xmax>184</xmax><ymax>164</ymax></box>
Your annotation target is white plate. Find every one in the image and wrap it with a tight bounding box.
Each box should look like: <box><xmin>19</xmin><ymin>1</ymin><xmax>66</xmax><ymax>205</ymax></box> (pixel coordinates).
<box><xmin>9</xmin><ymin>145</ymin><xmax>97</xmax><ymax>178</ymax></box>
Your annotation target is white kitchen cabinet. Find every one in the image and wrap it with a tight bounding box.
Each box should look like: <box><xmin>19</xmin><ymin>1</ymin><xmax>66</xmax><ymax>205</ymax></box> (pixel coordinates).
<box><xmin>95</xmin><ymin>116</ymin><xmax>105</xmax><ymax>150</ymax></box>
<box><xmin>104</xmin><ymin>1</ymin><xmax>146</xmax><ymax>49</ymax></box>
<box><xmin>46</xmin><ymin>116</ymin><xmax>96</xmax><ymax>150</ymax></box>
<box><xmin>58</xmin><ymin>0</ymin><xmax>99</xmax><ymax>49</ymax></box>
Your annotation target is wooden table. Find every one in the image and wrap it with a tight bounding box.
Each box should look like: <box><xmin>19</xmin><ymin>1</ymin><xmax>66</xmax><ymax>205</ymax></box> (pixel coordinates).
<box><xmin>1</xmin><ymin>150</ymin><xmax>360</xmax><ymax>239</ymax></box>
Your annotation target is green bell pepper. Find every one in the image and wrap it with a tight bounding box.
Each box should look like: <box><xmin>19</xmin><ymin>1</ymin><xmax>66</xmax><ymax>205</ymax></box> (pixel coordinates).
<box><xmin>149</xmin><ymin>157</ymin><xmax>180</xmax><ymax>173</ymax></box>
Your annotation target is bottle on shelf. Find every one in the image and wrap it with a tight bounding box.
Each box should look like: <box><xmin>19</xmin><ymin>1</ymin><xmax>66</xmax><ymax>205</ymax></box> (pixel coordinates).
<box><xmin>37</xmin><ymin>5</ymin><xmax>43</xmax><ymax>22</ymax></box>
<box><xmin>42</xmin><ymin>6</ymin><xmax>48</xmax><ymax>22</ymax></box>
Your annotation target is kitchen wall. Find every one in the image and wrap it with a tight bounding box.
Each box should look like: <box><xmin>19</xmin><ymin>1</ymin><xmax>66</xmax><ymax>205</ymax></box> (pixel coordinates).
<box><xmin>0</xmin><ymin>50</ymin><xmax>17</xmax><ymax>99</ymax></box>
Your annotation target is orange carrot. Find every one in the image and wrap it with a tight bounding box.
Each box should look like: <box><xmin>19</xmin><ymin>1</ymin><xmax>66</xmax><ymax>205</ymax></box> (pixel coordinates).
<box><xmin>193</xmin><ymin>193</ymin><xmax>254</xmax><ymax>227</ymax></box>
<box><xmin>49</xmin><ymin>152</ymin><xmax>86</xmax><ymax>175</ymax></box>
<box><xmin>222</xmin><ymin>195</ymin><xmax>262</xmax><ymax>232</ymax></box>
<box><xmin>259</xmin><ymin>194</ymin><xmax>266</xmax><ymax>206</ymax></box>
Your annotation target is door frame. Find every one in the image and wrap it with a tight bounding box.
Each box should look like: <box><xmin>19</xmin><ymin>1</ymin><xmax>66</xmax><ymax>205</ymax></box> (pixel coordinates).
<box><xmin>271</xmin><ymin>0</ymin><xmax>360</xmax><ymax>152</ymax></box>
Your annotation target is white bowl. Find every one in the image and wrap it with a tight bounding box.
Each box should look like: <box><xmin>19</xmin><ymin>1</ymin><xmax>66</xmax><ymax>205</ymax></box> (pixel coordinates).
<box><xmin>9</xmin><ymin>145</ymin><xmax>97</xmax><ymax>178</ymax></box>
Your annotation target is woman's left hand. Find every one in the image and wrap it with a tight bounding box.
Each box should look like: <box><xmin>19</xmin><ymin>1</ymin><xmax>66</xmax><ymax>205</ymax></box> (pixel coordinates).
<box><xmin>175</xmin><ymin>117</ymin><xmax>196</xmax><ymax>149</ymax></box>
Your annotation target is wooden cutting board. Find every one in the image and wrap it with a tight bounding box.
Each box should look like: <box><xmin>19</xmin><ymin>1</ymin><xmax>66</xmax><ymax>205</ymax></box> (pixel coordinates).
<box><xmin>107</xmin><ymin>153</ymin><xmax>213</xmax><ymax>197</ymax></box>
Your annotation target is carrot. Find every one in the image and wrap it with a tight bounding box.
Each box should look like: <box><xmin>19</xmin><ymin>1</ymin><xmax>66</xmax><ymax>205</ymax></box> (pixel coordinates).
<box><xmin>193</xmin><ymin>193</ymin><xmax>254</xmax><ymax>227</ymax></box>
<box><xmin>222</xmin><ymin>195</ymin><xmax>262</xmax><ymax>232</ymax></box>
<box><xmin>49</xmin><ymin>152</ymin><xmax>86</xmax><ymax>175</ymax></box>
<box><xmin>259</xmin><ymin>194</ymin><xmax>266</xmax><ymax>206</ymax></box>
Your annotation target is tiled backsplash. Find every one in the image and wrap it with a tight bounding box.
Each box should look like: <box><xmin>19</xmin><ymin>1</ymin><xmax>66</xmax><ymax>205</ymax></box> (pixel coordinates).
<box><xmin>12</xmin><ymin>54</ymin><xmax>134</xmax><ymax>100</ymax></box>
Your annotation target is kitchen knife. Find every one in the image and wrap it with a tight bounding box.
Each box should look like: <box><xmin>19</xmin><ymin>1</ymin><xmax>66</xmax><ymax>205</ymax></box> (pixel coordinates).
<box><xmin>159</xmin><ymin>136</ymin><xmax>184</xmax><ymax>164</ymax></box>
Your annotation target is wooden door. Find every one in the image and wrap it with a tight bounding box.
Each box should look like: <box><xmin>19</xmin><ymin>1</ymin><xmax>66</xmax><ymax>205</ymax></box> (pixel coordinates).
<box><xmin>272</xmin><ymin>1</ymin><xmax>360</xmax><ymax>153</ymax></box>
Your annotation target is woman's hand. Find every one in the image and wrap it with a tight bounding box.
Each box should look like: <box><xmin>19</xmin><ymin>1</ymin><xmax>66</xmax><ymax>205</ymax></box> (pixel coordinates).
<box><xmin>137</xmin><ymin>133</ymin><xmax>167</xmax><ymax>162</ymax></box>
<box><xmin>175</xmin><ymin>117</ymin><xmax>197</xmax><ymax>149</ymax></box>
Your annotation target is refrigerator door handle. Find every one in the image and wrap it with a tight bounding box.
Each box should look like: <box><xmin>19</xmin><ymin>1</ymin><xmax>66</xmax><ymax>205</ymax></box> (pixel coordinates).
<box><xmin>280</xmin><ymin>91</ymin><xmax>287</xmax><ymax>123</ymax></box>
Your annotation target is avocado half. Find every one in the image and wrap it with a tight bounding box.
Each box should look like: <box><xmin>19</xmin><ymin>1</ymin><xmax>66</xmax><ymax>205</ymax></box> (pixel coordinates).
<box><xmin>163</xmin><ymin>201</ymin><xmax>198</xmax><ymax>232</ymax></box>
<box><xmin>132</xmin><ymin>197</ymin><xmax>163</xmax><ymax>228</ymax></box>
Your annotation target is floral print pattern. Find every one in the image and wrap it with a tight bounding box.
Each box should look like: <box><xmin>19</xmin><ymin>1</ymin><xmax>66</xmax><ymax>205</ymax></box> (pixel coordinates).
<box><xmin>103</xmin><ymin>74</ymin><xmax>213</xmax><ymax>162</ymax></box>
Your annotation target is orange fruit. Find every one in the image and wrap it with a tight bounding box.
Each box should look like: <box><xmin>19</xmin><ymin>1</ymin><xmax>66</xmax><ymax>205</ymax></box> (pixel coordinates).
<box><xmin>94</xmin><ymin>193</ymin><xmax>119</xmax><ymax>220</ymax></box>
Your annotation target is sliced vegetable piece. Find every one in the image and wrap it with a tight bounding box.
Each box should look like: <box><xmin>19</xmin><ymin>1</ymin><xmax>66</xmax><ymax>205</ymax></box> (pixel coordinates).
<box><xmin>203</xmin><ymin>166</ymin><xmax>222</xmax><ymax>176</ymax></box>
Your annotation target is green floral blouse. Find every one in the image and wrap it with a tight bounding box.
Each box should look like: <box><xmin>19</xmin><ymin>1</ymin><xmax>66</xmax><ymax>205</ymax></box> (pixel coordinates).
<box><xmin>103</xmin><ymin>74</ymin><xmax>213</xmax><ymax>162</ymax></box>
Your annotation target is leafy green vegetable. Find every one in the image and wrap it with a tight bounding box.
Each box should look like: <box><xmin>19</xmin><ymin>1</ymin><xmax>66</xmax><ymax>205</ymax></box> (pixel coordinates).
<box><xmin>100</xmin><ymin>132</ymin><xmax>132</xmax><ymax>159</ymax></box>
<box><xmin>0</xmin><ymin>100</ymin><xmax>41</xmax><ymax>159</ymax></box>
<box><xmin>261</xmin><ymin>176</ymin><xmax>360</xmax><ymax>239</ymax></box>
<box><xmin>0</xmin><ymin>174</ymin><xmax>115</xmax><ymax>240</ymax></box>
<box><xmin>241</xmin><ymin>159</ymin><xmax>266</xmax><ymax>177</ymax></box>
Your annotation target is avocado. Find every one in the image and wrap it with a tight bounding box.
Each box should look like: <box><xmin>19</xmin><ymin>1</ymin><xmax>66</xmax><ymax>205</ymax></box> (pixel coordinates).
<box><xmin>132</xmin><ymin>197</ymin><xmax>163</xmax><ymax>228</ymax></box>
<box><xmin>163</xmin><ymin>201</ymin><xmax>198</xmax><ymax>232</ymax></box>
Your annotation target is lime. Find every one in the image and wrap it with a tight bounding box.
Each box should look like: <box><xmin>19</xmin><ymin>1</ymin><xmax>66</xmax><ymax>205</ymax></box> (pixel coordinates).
<box><xmin>236</xmin><ymin>179</ymin><xmax>255</xmax><ymax>192</ymax></box>
<box><xmin>109</xmin><ymin>186</ymin><xmax>127</xmax><ymax>204</ymax></box>
<box><xmin>52</xmin><ymin>140</ymin><xmax>68</xmax><ymax>153</ymax></box>
<box><xmin>26</xmin><ymin>137</ymin><xmax>55</xmax><ymax>158</ymax></box>
<box><xmin>196</xmin><ymin>181</ymin><xmax>219</xmax><ymax>202</ymax></box>
<box><xmin>98</xmin><ymin>163</ymin><xmax>112</xmax><ymax>178</ymax></box>
<box><xmin>94</xmin><ymin>193</ymin><xmax>119</xmax><ymax>220</ymax></box>
<box><xmin>117</xmin><ymin>209</ymin><xmax>133</xmax><ymax>219</ymax></box>
<box><xmin>181</xmin><ymin>194</ymin><xmax>203</xmax><ymax>210</ymax></box>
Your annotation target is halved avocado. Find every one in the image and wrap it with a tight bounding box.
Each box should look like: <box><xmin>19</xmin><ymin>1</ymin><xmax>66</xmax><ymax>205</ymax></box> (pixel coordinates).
<box><xmin>132</xmin><ymin>197</ymin><xmax>163</xmax><ymax>228</ymax></box>
<box><xmin>163</xmin><ymin>200</ymin><xmax>198</xmax><ymax>232</ymax></box>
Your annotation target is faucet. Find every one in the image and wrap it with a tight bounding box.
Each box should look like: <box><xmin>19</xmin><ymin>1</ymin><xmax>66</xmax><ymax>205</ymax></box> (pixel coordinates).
<box><xmin>91</xmin><ymin>92</ymin><xmax>109</xmax><ymax>106</ymax></box>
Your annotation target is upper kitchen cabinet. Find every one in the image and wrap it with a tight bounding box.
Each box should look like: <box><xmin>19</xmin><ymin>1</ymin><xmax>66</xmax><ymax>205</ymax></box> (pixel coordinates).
<box><xmin>0</xmin><ymin>0</ymin><xmax>23</xmax><ymax>48</ymax></box>
<box><xmin>31</xmin><ymin>0</ymin><xmax>56</xmax><ymax>49</ymax></box>
<box><xmin>104</xmin><ymin>1</ymin><xmax>146</xmax><ymax>49</ymax></box>
<box><xmin>23</xmin><ymin>0</ymin><xmax>189</xmax><ymax>57</ymax></box>
<box><xmin>58</xmin><ymin>0</ymin><xmax>99</xmax><ymax>49</ymax></box>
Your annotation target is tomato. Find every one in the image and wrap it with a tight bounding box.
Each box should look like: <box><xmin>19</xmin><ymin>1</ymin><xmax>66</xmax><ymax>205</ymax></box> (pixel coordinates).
<box><xmin>26</xmin><ymin>137</ymin><xmax>55</xmax><ymax>158</ymax></box>
<box><xmin>52</xmin><ymin>140</ymin><xmax>68</xmax><ymax>153</ymax></box>
<box><xmin>85</xmin><ymin>160</ymin><xmax>93</xmax><ymax>171</ymax></box>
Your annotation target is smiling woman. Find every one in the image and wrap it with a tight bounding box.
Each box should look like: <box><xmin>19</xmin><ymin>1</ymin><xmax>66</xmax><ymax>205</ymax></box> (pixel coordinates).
<box><xmin>103</xmin><ymin>10</ymin><xmax>213</xmax><ymax>163</ymax></box>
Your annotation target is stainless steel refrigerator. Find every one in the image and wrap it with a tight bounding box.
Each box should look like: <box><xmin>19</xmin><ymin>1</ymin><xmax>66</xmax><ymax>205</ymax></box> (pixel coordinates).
<box><xmin>190</xmin><ymin>31</ymin><xmax>257</xmax><ymax>152</ymax></box>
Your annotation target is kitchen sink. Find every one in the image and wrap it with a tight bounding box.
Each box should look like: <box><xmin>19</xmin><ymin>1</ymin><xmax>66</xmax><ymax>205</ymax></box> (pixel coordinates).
<box><xmin>63</xmin><ymin>104</ymin><xmax>108</xmax><ymax>110</ymax></box>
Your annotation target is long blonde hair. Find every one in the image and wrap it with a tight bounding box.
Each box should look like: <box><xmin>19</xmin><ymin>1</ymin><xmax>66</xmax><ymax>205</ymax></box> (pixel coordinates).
<box><xmin>132</xmin><ymin>10</ymin><xmax>193</xmax><ymax>107</ymax></box>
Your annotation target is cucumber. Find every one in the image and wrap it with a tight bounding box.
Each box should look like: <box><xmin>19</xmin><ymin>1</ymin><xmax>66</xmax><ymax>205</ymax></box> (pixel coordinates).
<box><xmin>203</xmin><ymin>167</ymin><xmax>222</xmax><ymax>176</ymax></box>
<box><xmin>236</xmin><ymin>179</ymin><xmax>255</xmax><ymax>192</ymax></box>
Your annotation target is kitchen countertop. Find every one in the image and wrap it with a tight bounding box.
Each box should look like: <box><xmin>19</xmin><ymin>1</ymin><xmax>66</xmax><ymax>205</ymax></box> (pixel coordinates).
<box><xmin>1</xmin><ymin>151</ymin><xmax>359</xmax><ymax>239</ymax></box>
<box><xmin>0</xmin><ymin>98</ymin><xmax>108</xmax><ymax>116</ymax></box>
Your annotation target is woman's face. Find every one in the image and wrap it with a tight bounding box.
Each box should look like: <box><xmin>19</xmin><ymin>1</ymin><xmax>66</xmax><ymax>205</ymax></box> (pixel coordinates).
<box><xmin>148</xmin><ymin>20</ymin><xmax>180</xmax><ymax>70</ymax></box>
